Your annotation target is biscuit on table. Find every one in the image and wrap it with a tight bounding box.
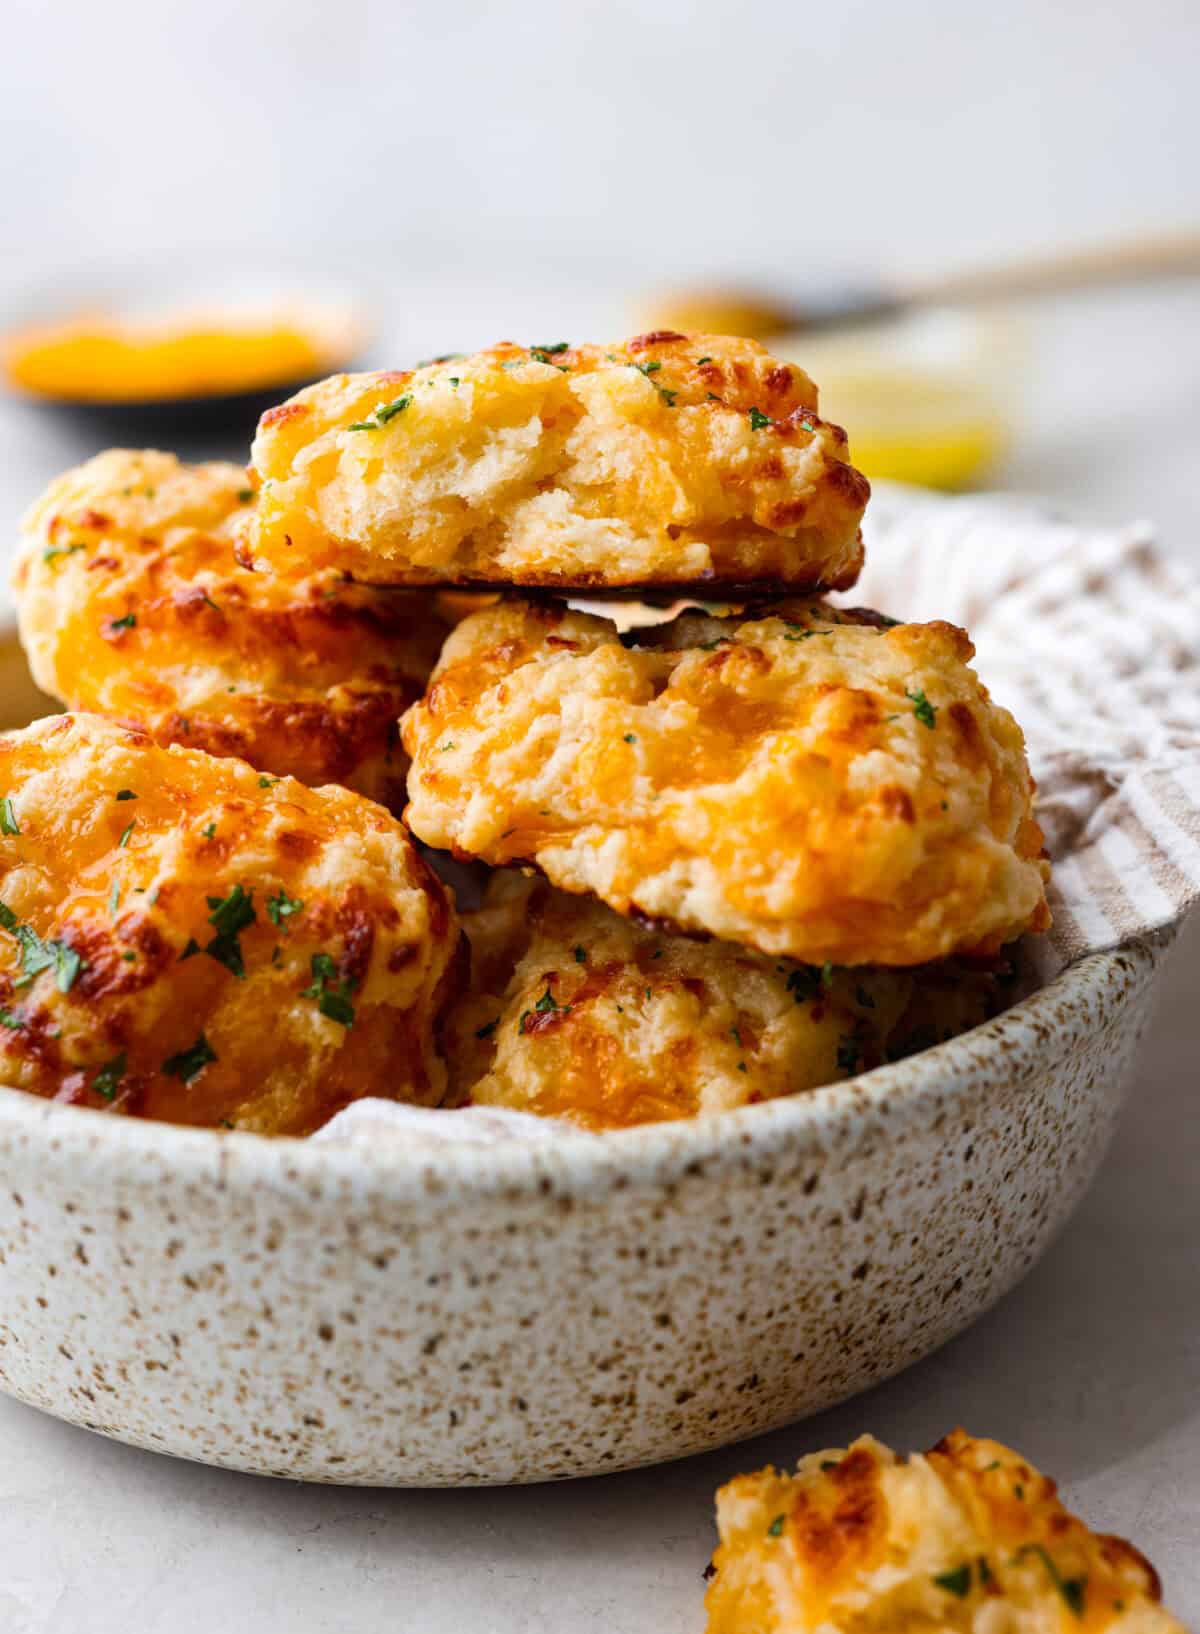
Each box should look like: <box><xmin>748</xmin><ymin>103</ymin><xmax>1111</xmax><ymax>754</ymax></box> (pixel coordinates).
<box><xmin>247</xmin><ymin>332</ymin><xmax>868</xmax><ymax>593</ymax></box>
<box><xmin>402</xmin><ymin>598</ymin><xmax>1050</xmax><ymax>967</ymax></box>
<box><xmin>14</xmin><ymin>449</ymin><xmax>447</xmax><ymax>813</ymax></box>
<box><xmin>0</xmin><ymin>714</ymin><xmax>461</xmax><ymax>1134</ymax></box>
<box><xmin>444</xmin><ymin>871</ymin><xmax>1010</xmax><ymax>1130</ymax></box>
<box><xmin>704</xmin><ymin>1428</ymin><xmax>1184</xmax><ymax>1632</ymax></box>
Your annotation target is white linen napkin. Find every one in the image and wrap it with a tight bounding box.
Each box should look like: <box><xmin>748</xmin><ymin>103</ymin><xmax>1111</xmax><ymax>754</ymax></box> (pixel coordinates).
<box><xmin>850</xmin><ymin>484</ymin><xmax>1200</xmax><ymax>977</ymax></box>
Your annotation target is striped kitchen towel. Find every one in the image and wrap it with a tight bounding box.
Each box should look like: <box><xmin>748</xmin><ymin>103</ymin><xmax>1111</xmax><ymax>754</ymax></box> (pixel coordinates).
<box><xmin>851</xmin><ymin>485</ymin><xmax>1200</xmax><ymax>976</ymax></box>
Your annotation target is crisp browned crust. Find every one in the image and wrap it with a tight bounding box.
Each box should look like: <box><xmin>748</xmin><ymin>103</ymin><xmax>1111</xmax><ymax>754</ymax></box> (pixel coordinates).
<box><xmin>248</xmin><ymin>333</ymin><xmax>869</xmax><ymax>592</ymax></box>
<box><xmin>705</xmin><ymin>1429</ymin><xmax>1184</xmax><ymax>1632</ymax></box>
<box><xmin>0</xmin><ymin>713</ymin><xmax>460</xmax><ymax>1134</ymax></box>
<box><xmin>13</xmin><ymin>450</ymin><xmax>448</xmax><ymax>812</ymax></box>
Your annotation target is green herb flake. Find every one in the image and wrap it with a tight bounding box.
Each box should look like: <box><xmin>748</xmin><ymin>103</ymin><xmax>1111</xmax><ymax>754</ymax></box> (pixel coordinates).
<box><xmin>906</xmin><ymin>688</ymin><xmax>937</xmax><ymax>729</ymax></box>
<box><xmin>117</xmin><ymin>820</ymin><xmax>135</xmax><ymax>848</ymax></box>
<box><xmin>115</xmin><ymin>789</ymin><xmax>137</xmax><ymax>802</ymax></box>
<box><xmin>933</xmin><ymin>1565</ymin><xmax>972</xmax><ymax>1598</ymax></box>
<box><xmin>532</xmin><ymin>341</ymin><xmax>569</xmax><ymax>356</ymax></box>
<box><xmin>92</xmin><ymin>1052</ymin><xmax>127</xmax><ymax>1101</ymax></box>
<box><xmin>766</xmin><ymin>1515</ymin><xmax>785</xmax><ymax>1537</ymax></box>
<box><xmin>624</xmin><ymin>733</ymin><xmax>637</xmax><ymax>744</ymax></box>
<box><xmin>749</xmin><ymin>407</ymin><xmax>773</xmax><ymax>431</ymax></box>
<box><xmin>162</xmin><ymin>1033</ymin><xmax>217</xmax><ymax>1085</ymax></box>
<box><xmin>350</xmin><ymin>393</ymin><xmax>412</xmax><ymax>431</ymax></box>
<box><xmin>573</xmin><ymin>945</ymin><xmax>587</xmax><ymax>964</ymax></box>
<box><xmin>0</xmin><ymin>797</ymin><xmax>20</xmax><ymax>836</ymax></box>
<box><xmin>1015</xmin><ymin>1545</ymin><xmax>1086</xmax><ymax>1618</ymax></box>
<box><xmin>202</xmin><ymin>822</ymin><xmax>216</xmax><ymax>840</ymax></box>
<box><xmin>696</xmin><ymin>355</ymin><xmax>713</xmax><ymax>365</ymax></box>
<box><xmin>258</xmin><ymin>775</ymin><xmax>279</xmax><ymax>788</ymax></box>
<box><xmin>121</xmin><ymin>950</ymin><xmax>136</xmax><ymax>962</ymax></box>
<box><xmin>188</xmin><ymin>884</ymin><xmax>258</xmax><ymax>979</ymax></box>
<box><xmin>820</xmin><ymin>1459</ymin><xmax>839</xmax><ymax>1471</ymax></box>
<box><xmin>417</xmin><ymin>352</ymin><xmax>465</xmax><ymax>367</ymax></box>
<box><xmin>43</xmin><ymin>542</ymin><xmax>86</xmax><ymax>564</ymax></box>
<box><xmin>266</xmin><ymin>887</ymin><xmax>304</xmax><ymax>929</ymax></box>
<box><xmin>237</xmin><ymin>487</ymin><xmax>255</xmax><ymax>503</ymax></box>
<box><xmin>107</xmin><ymin>612</ymin><xmax>137</xmax><ymax>632</ymax></box>
<box><xmin>302</xmin><ymin>952</ymin><xmax>356</xmax><ymax>1028</ymax></box>
<box><xmin>475</xmin><ymin>1019</ymin><xmax>499</xmax><ymax>1039</ymax></box>
<box><xmin>0</xmin><ymin>1006</ymin><xmax>24</xmax><ymax>1031</ymax></box>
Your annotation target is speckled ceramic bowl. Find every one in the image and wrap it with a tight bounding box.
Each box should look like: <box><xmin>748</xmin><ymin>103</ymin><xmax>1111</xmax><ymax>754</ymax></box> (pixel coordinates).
<box><xmin>0</xmin><ymin>930</ymin><xmax>1170</xmax><ymax>1485</ymax></box>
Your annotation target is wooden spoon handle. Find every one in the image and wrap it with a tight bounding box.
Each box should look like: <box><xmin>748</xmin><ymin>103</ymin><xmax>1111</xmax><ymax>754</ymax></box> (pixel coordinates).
<box><xmin>903</xmin><ymin>229</ymin><xmax>1200</xmax><ymax>308</ymax></box>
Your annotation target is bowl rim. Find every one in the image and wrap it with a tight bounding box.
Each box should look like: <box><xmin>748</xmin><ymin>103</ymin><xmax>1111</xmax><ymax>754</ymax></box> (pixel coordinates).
<box><xmin>0</xmin><ymin>934</ymin><xmax>1167</xmax><ymax>1203</ymax></box>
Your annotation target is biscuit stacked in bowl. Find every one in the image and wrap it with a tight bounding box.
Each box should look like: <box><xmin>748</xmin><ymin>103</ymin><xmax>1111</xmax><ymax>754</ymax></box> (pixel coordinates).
<box><xmin>6</xmin><ymin>331</ymin><xmax>1049</xmax><ymax>1133</ymax></box>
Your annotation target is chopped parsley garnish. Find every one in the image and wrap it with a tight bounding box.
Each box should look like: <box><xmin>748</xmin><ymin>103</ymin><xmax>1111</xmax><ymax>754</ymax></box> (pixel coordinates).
<box><xmin>836</xmin><ymin>1034</ymin><xmax>861</xmax><ymax>1073</ymax></box>
<box><xmin>933</xmin><ymin>1565</ymin><xmax>972</xmax><ymax>1597</ymax></box>
<box><xmin>349</xmin><ymin>393</ymin><xmax>412</xmax><ymax>431</ymax></box>
<box><xmin>417</xmin><ymin>352</ymin><xmax>465</xmax><ymax>366</ymax></box>
<box><xmin>518</xmin><ymin>987</ymin><xmax>567</xmax><ymax>1033</ymax></box>
<box><xmin>201</xmin><ymin>822</ymin><xmax>216</xmax><ymax>840</ymax></box>
<box><xmin>573</xmin><ymin>945</ymin><xmax>587</xmax><ymax>963</ymax></box>
<box><xmin>266</xmin><ymin>887</ymin><xmax>304</xmax><ymax>929</ymax></box>
<box><xmin>258</xmin><ymin>775</ymin><xmax>279</xmax><ymax>788</ymax></box>
<box><xmin>531</xmin><ymin>341</ymin><xmax>569</xmax><ymax>356</ymax></box>
<box><xmin>237</xmin><ymin>487</ymin><xmax>255</xmax><ymax>503</ymax></box>
<box><xmin>631</xmin><ymin>360</ymin><xmax>677</xmax><ymax>405</ymax></box>
<box><xmin>748</xmin><ymin>407</ymin><xmax>773</xmax><ymax>430</ymax></box>
<box><xmin>696</xmin><ymin>355</ymin><xmax>712</xmax><ymax>365</ymax></box>
<box><xmin>906</xmin><ymin>688</ymin><xmax>937</xmax><ymax>729</ymax></box>
<box><xmin>766</xmin><ymin>1515</ymin><xmax>785</xmax><ymax>1537</ymax></box>
<box><xmin>440</xmin><ymin>740</ymin><xmax>455</xmax><ymax>752</ymax></box>
<box><xmin>624</xmin><ymin>733</ymin><xmax>637</xmax><ymax>744</ymax></box>
<box><xmin>183</xmin><ymin>884</ymin><xmax>257</xmax><ymax>979</ymax></box>
<box><xmin>114</xmin><ymin>789</ymin><xmax>137</xmax><ymax>801</ymax></box>
<box><xmin>475</xmin><ymin>1019</ymin><xmax>499</xmax><ymax>1039</ymax></box>
<box><xmin>0</xmin><ymin>904</ymin><xmax>85</xmax><ymax>992</ymax></box>
<box><xmin>0</xmin><ymin>1006</ymin><xmax>24</xmax><ymax>1030</ymax></box>
<box><xmin>162</xmin><ymin>1033</ymin><xmax>217</xmax><ymax>1084</ymax></box>
<box><xmin>92</xmin><ymin>1052</ymin><xmax>127</xmax><ymax>1101</ymax></box>
<box><xmin>117</xmin><ymin>820</ymin><xmax>136</xmax><ymax>847</ymax></box>
<box><xmin>43</xmin><ymin>542</ymin><xmax>86</xmax><ymax>564</ymax></box>
<box><xmin>302</xmin><ymin>952</ymin><xmax>356</xmax><ymax>1027</ymax></box>
<box><xmin>108</xmin><ymin>612</ymin><xmax>137</xmax><ymax>632</ymax></box>
<box><xmin>1015</xmin><ymin>1546</ymin><xmax>1086</xmax><ymax>1617</ymax></box>
<box><xmin>0</xmin><ymin>797</ymin><xmax>20</xmax><ymax>836</ymax></box>
<box><xmin>199</xmin><ymin>590</ymin><xmax>221</xmax><ymax>613</ymax></box>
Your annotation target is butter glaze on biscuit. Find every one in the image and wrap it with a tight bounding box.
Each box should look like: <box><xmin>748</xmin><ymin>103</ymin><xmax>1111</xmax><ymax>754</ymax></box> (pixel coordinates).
<box><xmin>402</xmin><ymin>599</ymin><xmax>1050</xmax><ymax>967</ymax></box>
<box><xmin>0</xmin><ymin>713</ymin><xmax>459</xmax><ymax>1133</ymax></box>
<box><xmin>248</xmin><ymin>333</ymin><xmax>868</xmax><ymax>592</ymax></box>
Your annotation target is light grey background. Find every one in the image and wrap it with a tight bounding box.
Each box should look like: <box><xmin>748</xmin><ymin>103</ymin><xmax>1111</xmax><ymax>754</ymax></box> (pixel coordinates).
<box><xmin>1</xmin><ymin>1</ymin><xmax>1198</xmax><ymax>1628</ymax></box>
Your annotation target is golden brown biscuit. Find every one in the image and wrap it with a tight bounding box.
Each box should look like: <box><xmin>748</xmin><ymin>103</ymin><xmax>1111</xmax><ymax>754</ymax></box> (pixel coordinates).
<box><xmin>0</xmin><ymin>713</ymin><xmax>460</xmax><ymax>1134</ymax></box>
<box><xmin>705</xmin><ymin>1429</ymin><xmax>1183</xmax><ymax>1632</ymax></box>
<box><xmin>402</xmin><ymin>599</ymin><xmax>1050</xmax><ymax>966</ymax></box>
<box><xmin>248</xmin><ymin>333</ymin><xmax>868</xmax><ymax>592</ymax></box>
<box><xmin>445</xmin><ymin>873</ymin><xmax>1007</xmax><ymax>1130</ymax></box>
<box><xmin>14</xmin><ymin>449</ymin><xmax>448</xmax><ymax>813</ymax></box>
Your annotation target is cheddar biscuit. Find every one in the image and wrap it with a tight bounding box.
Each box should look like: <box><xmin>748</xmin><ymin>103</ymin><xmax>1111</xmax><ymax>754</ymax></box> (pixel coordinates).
<box><xmin>705</xmin><ymin>1428</ymin><xmax>1183</xmax><ymax>1632</ymax></box>
<box><xmin>248</xmin><ymin>333</ymin><xmax>868</xmax><ymax>592</ymax></box>
<box><xmin>446</xmin><ymin>873</ymin><xmax>1008</xmax><ymax>1129</ymax></box>
<box><xmin>0</xmin><ymin>714</ymin><xmax>460</xmax><ymax>1134</ymax></box>
<box><xmin>14</xmin><ymin>449</ymin><xmax>446</xmax><ymax>813</ymax></box>
<box><xmin>402</xmin><ymin>599</ymin><xmax>1050</xmax><ymax>966</ymax></box>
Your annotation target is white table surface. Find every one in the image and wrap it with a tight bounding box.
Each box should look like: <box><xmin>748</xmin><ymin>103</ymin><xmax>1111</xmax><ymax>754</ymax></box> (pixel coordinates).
<box><xmin>0</xmin><ymin>285</ymin><xmax>1197</xmax><ymax>1631</ymax></box>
